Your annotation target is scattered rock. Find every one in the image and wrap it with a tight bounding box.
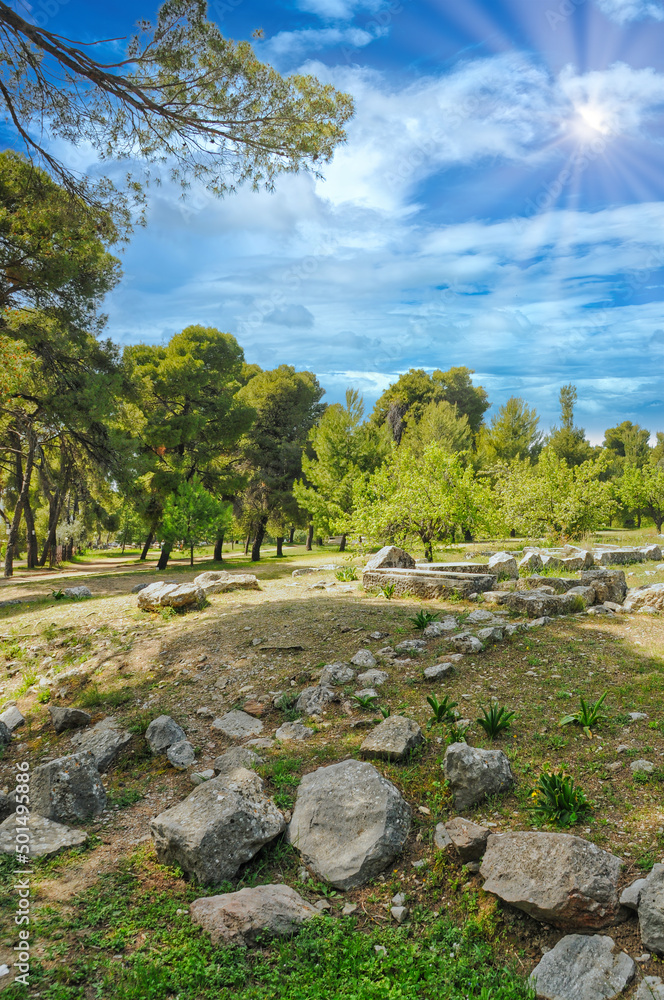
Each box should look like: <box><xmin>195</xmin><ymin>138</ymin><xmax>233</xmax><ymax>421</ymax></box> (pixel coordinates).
<box><xmin>444</xmin><ymin>817</ymin><xmax>490</xmax><ymax>861</ymax></box>
<box><xmin>0</xmin><ymin>792</ymin><xmax>12</xmax><ymax>823</ymax></box>
<box><xmin>63</xmin><ymin>586</ymin><xmax>92</xmax><ymax>599</ymax></box>
<box><xmin>48</xmin><ymin>706</ymin><xmax>92</xmax><ymax>733</ymax></box>
<box><xmin>319</xmin><ymin>662</ymin><xmax>356</xmax><ymax>686</ymax></box>
<box><xmin>296</xmin><ymin>685</ymin><xmax>337</xmax><ymax>717</ymax></box>
<box><xmin>138</xmin><ymin>581</ymin><xmax>205</xmax><ymax>611</ymax></box>
<box><xmin>131</xmin><ymin>582</ymin><xmax>149</xmax><ymax>593</ymax></box>
<box><xmin>342</xmin><ymin>902</ymin><xmax>359</xmax><ymax>916</ymax></box>
<box><xmin>638</xmin><ymin>864</ymin><xmax>664</xmax><ymax>954</ymax></box>
<box><xmin>424</xmin><ymin>662</ymin><xmax>456</xmax><ymax>681</ymax></box>
<box><xmin>350</xmin><ymin>650</ymin><xmax>377</xmax><ymax>668</ymax></box>
<box><xmin>465</xmin><ymin>609</ymin><xmax>500</xmax><ymax>624</ymax></box>
<box><xmin>480</xmin><ymin>831</ymin><xmax>623</xmax><ymax>929</ymax></box>
<box><xmin>580</xmin><ymin>569</ymin><xmax>628</xmax><ymax>605</ymax></box>
<box><xmin>448</xmin><ymin>633</ymin><xmax>484</xmax><ymax>654</ymax></box>
<box><xmin>364</xmin><ymin>546</ymin><xmax>416</xmax><ymax>572</ymax></box>
<box><xmin>150</xmin><ymin>768</ymin><xmax>285</xmax><ymax>885</ymax></box>
<box><xmin>423</xmin><ymin>619</ymin><xmax>458</xmax><ymax>637</ymax></box>
<box><xmin>286</xmin><ymin>759</ymin><xmax>411</xmax><ymax>889</ymax></box>
<box><xmin>357</xmin><ymin>669</ymin><xmax>389</xmax><ymax>687</ymax></box>
<box><xmin>519</xmin><ymin>552</ymin><xmax>543</xmax><ymax>572</ymax></box>
<box><xmin>0</xmin><ymin>721</ymin><xmax>11</xmax><ymax>746</ymax></box>
<box><xmin>146</xmin><ymin>715</ymin><xmax>187</xmax><ymax>753</ymax></box>
<box><xmin>434</xmin><ymin>823</ymin><xmax>452</xmax><ymax>850</ymax></box>
<box><xmin>191</xmin><ymin>770</ymin><xmax>215</xmax><ymax>785</ymax></box>
<box><xmin>631</xmin><ymin>760</ymin><xmax>655</xmax><ymax>774</ymax></box>
<box><xmin>624</xmin><ymin>583</ymin><xmax>664</xmax><ymax>613</ymax></box>
<box><xmin>70</xmin><ymin>717</ymin><xmax>132</xmax><ymax>772</ymax></box>
<box><xmin>0</xmin><ymin>812</ymin><xmax>87</xmax><ymax>858</ymax></box>
<box><xmin>476</xmin><ymin>626</ymin><xmax>503</xmax><ymax>644</ymax></box>
<box><xmin>190</xmin><ymin>884</ymin><xmax>318</xmax><ymax>946</ymax></box>
<box><xmin>443</xmin><ymin>743</ymin><xmax>514</xmax><ymax>811</ymax></box>
<box><xmin>620</xmin><ymin>878</ymin><xmax>648</xmax><ymax>911</ymax></box>
<box><xmin>0</xmin><ymin>705</ymin><xmax>24</xmax><ymax>733</ymax></box>
<box><xmin>359</xmin><ymin>715</ymin><xmax>424</xmax><ymax>762</ymax></box>
<box><xmin>212</xmin><ymin>711</ymin><xmax>264</xmax><ymax>740</ymax></box>
<box><xmin>354</xmin><ymin>687</ymin><xmax>379</xmax><ymax>700</ymax></box>
<box><xmin>167</xmin><ymin>740</ymin><xmax>196</xmax><ymax>770</ymax></box>
<box><xmin>391</xmin><ymin>905</ymin><xmax>408</xmax><ymax>923</ymax></box>
<box><xmin>629</xmin><ymin>712</ymin><xmax>649</xmax><ymax>721</ymax></box>
<box><xmin>529</xmin><ymin>934</ymin><xmax>635</xmax><ymax>1000</ymax></box>
<box><xmin>275</xmin><ymin>721</ymin><xmax>314</xmax><ymax>742</ymax></box>
<box><xmin>488</xmin><ymin>552</ymin><xmax>518</xmax><ymax>580</ymax></box>
<box><xmin>394</xmin><ymin>639</ymin><xmax>427</xmax><ymax>653</ymax></box>
<box><xmin>31</xmin><ymin>751</ymin><xmax>106</xmax><ymax>823</ymax></box>
<box><xmin>213</xmin><ymin>747</ymin><xmax>261</xmax><ymax>775</ymax></box>
<box><xmin>636</xmin><ymin>977</ymin><xmax>664</xmax><ymax>1000</ymax></box>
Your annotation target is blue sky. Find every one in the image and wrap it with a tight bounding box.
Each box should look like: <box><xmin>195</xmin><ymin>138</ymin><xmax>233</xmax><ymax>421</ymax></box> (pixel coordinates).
<box><xmin>16</xmin><ymin>0</ymin><xmax>664</xmax><ymax>438</ymax></box>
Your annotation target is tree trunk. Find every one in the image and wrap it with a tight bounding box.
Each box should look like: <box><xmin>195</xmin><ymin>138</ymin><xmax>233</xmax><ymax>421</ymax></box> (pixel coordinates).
<box><xmin>140</xmin><ymin>531</ymin><xmax>154</xmax><ymax>561</ymax></box>
<box><xmin>288</xmin><ymin>526</ymin><xmax>295</xmax><ymax>544</ymax></box>
<box><xmin>244</xmin><ymin>535</ymin><xmax>251</xmax><ymax>556</ymax></box>
<box><xmin>276</xmin><ymin>536</ymin><xmax>284</xmax><ymax>558</ymax></box>
<box><xmin>251</xmin><ymin>519</ymin><xmax>267</xmax><ymax>562</ymax></box>
<box><xmin>24</xmin><ymin>497</ymin><xmax>38</xmax><ymax>569</ymax></box>
<box><xmin>190</xmin><ymin>543</ymin><xmax>194</xmax><ymax>567</ymax></box>
<box><xmin>5</xmin><ymin>430</ymin><xmax>35</xmax><ymax>578</ymax></box>
<box><xmin>424</xmin><ymin>540</ymin><xmax>433</xmax><ymax>563</ymax></box>
<box><xmin>305</xmin><ymin>524</ymin><xmax>313</xmax><ymax>551</ymax></box>
<box><xmin>339</xmin><ymin>534</ymin><xmax>347</xmax><ymax>552</ymax></box>
<box><xmin>316</xmin><ymin>536</ymin><xmax>323</xmax><ymax>547</ymax></box>
<box><xmin>157</xmin><ymin>542</ymin><xmax>172</xmax><ymax>570</ymax></box>
<box><xmin>213</xmin><ymin>534</ymin><xmax>224</xmax><ymax>561</ymax></box>
<box><xmin>464</xmin><ymin>529</ymin><xmax>473</xmax><ymax>543</ymax></box>
<box><xmin>637</xmin><ymin>511</ymin><xmax>642</xmax><ymax>528</ymax></box>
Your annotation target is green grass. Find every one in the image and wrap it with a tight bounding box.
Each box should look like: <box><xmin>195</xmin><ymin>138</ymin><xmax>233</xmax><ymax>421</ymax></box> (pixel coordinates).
<box><xmin>20</xmin><ymin>852</ymin><xmax>534</xmax><ymax>1000</ymax></box>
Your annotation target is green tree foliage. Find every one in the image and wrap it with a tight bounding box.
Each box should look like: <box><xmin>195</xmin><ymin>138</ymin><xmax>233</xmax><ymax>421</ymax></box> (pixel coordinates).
<box><xmin>497</xmin><ymin>450</ymin><xmax>616</xmax><ymax>540</ymax></box>
<box><xmin>371</xmin><ymin>367</ymin><xmax>489</xmax><ymax>442</ymax></box>
<box><xmin>162</xmin><ymin>477</ymin><xmax>232</xmax><ymax>565</ymax></box>
<box><xmin>603</xmin><ymin>421</ymin><xmax>651</xmax><ymax>467</ymax></box>
<box><xmin>124</xmin><ymin>325</ymin><xmax>255</xmax><ymax>568</ymax></box>
<box><xmin>293</xmin><ymin>389</ymin><xmax>389</xmax><ymax>546</ymax></box>
<box><xmin>400</xmin><ymin>399</ymin><xmax>473</xmax><ymax>458</ymax></box>
<box><xmin>478</xmin><ymin>396</ymin><xmax>543</xmax><ymax>465</ymax></box>
<box><xmin>0</xmin><ymin>0</ymin><xmax>353</xmax><ymax>208</ymax></box>
<box><xmin>547</xmin><ymin>384</ymin><xmax>593</xmax><ymax>467</ymax></box>
<box><xmin>236</xmin><ymin>365</ymin><xmax>324</xmax><ymax>561</ymax></box>
<box><xmin>620</xmin><ymin>462</ymin><xmax>664</xmax><ymax>533</ymax></box>
<box><xmin>353</xmin><ymin>443</ymin><xmax>492</xmax><ymax>561</ymax></box>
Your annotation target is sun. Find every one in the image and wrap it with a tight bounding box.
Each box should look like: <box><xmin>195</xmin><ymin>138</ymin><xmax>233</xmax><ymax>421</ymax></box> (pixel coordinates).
<box><xmin>571</xmin><ymin>102</ymin><xmax>614</xmax><ymax>140</ymax></box>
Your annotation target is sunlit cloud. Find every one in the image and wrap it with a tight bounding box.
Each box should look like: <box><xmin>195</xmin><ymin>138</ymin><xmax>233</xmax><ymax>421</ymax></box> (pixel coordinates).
<box><xmin>595</xmin><ymin>0</ymin><xmax>664</xmax><ymax>23</ymax></box>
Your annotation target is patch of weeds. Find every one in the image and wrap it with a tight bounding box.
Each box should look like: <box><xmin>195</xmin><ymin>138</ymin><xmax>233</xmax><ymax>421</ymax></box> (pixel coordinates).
<box><xmin>106</xmin><ymin>788</ymin><xmax>144</xmax><ymax>809</ymax></box>
<box><xmin>275</xmin><ymin>692</ymin><xmax>300</xmax><ymax>721</ymax></box>
<box><xmin>427</xmin><ymin>694</ymin><xmax>458</xmax><ymax>727</ymax></box>
<box><xmin>37</xmin><ymin>688</ymin><xmax>51</xmax><ymax>704</ymax></box>
<box><xmin>336</xmin><ymin>566</ymin><xmax>358</xmax><ymax>582</ymax></box>
<box><xmin>560</xmin><ymin>691</ymin><xmax>608</xmax><ymax>739</ymax></box>
<box><xmin>381</xmin><ymin>583</ymin><xmax>396</xmax><ymax>600</ymax></box>
<box><xmin>476</xmin><ymin>703</ymin><xmax>515</xmax><ymax>740</ymax></box>
<box><xmin>16</xmin><ymin>667</ymin><xmax>37</xmax><ymax>695</ymax></box>
<box><xmin>409</xmin><ymin>610</ymin><xmax>440</xmax><ymax>630</ymax></box>
<box><xmin>530</xmin><ymin>770</ymin><xmax>592</xmax><ymax>828</ymax></box>
<box><xmin>78</xmin><ymin>685</ymin><xmax>133</xmax><ymax>709</ymax></box>
<box><xmin>354</xmin><ymin>693</ymin><xmax>378</xmax><ymax>711</ymax></box>
<box><xmin>158</xmin><ymin>606</ymin><xmax>177</xmax><ymax>621</ymax></box>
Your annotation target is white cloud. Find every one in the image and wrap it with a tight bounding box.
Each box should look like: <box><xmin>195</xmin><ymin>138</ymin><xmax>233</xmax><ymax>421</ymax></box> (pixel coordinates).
<box><xmin>260</xmin><ymin>25</ymin><xmax>382</xmax><ymax>61</ymax></box>
<box><xmin>595</xmin><ymin>0</ymin><xmax>664</xmax><ymax>23</ymax></box>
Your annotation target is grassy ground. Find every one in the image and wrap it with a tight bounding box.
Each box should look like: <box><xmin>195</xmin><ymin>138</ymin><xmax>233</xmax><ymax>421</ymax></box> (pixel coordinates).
<box><xmin>0</xmin><ymin>531</ymin><xmax>663</xmax><ymax>997</ymax></box>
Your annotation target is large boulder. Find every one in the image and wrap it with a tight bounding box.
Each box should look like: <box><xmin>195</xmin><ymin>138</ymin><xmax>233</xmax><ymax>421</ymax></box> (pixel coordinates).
<box><xmin>519</xmin><ymin>551</ymin><xmax>543</xmax><ymax>572</ymax></box>
<box><xmin>150</xmin><ymin>768</ymin><xmax>285</xmax><ymax>885</ymax></box>
<box><xmin>506</xmin><ymin>590</ymin><xmax>577</xmax><ymax>618</ymax></box>
<box><xmin>480</xmin><ymin>831</ymin><xmax>623</xmax><ymax>929</ymax></box>
<box><xmin>443</xmin><ymin>743</ymin><xmax>514</xmax><ymax>811</ymax></box>
<box><xmin>138</xmin><ymin>581</ymin><xmax>205</xmax><ymax>611</ymax></box>
<box><xmin>364</xmin><ymin>546</ymin><xmax>416</xmax><ymax>572</ymax></box>
<box><xmin>0</xmin><ymin>812</ymin><xmax>87</xmax><ymax>858</ymax></box>
<box><xmin>580</xmin><ymin>569</ymin><xmax>628</xmax><ymax>605</ymax></box>
<box><xmin>70</xmin><ymin>717</ymin><xmax>132</xmax><ymax>771</ymax></box>
<box><xmin>212</xmin><ymin>710</ymin><xmax>264</xmax><ymax>740</ymax></box>
<box><xmin>566</xmin><ymin>585</ymin><xmax>597</xmax><ymax>608</ymax></box>
<box><xmin>638</xmin><ymin>863</ymin><xmax>664</xmax><ymax>954</ymax></box>
<box><xmin>350</xmin><ymin>649</ymin><xmax>377</xmax><ymax>668</ymax></box>
<box><xmin>146</xmin><ymin>715</ymin><xmax>187</xmax><ymax>753</ymax></box>
<box><xmin>286</xmin><ymin>759</ymin><xmax>411</xmax><ymax>889</ymax></box>
<box><xmin>360</xmin><ymin>716</ymin><xmax>423</xmax><ymax>762</ymax></box>
<box><xmin>642</xmin><ymin>544</ymin><xmax>663</xmax><ymax>561</ymax></box>
<box><xmin>560</xmin><ymin>551</ymin><xmax>595</xmax><ymax>571</ymax></box>
<box><xmin>624</xmin><ymin>583</ymin><xmax>664</xmax><ymax>613</ymax></box>
<box><xmin>48</xmin><ymin>706</ymin><xmax>92</xmax><ymax>733</ymax></box>
<box><xmin>193</xmin><ymin>571</ymin><xmax>259</xmax><ymax>594</ymax></box>
<box><xmin>488</xmin><ymin>552</ymin><xmax>518</xmax><ymax>580</ymax></box>
<box><xmin>31</xmin><ymin>751</ymin><xmax>106</xmax><ymax>823</ymax></box>
<box><xmin>63</xmin><ymin>586</ymin><xmax>92</xmax><ymax>599</ymax></box>
<box><xmin>448</xmin><ymin>633</ymin><xmax>484</xmax><ymax>653</ymax></box>
<box><xmin>190</xmin><ymin>884</ymin><xmax>318</xmax><ymax>946</ymax></box>
<box><xmin>167</xmin><ymin>740</ymin><xmax>196</xmax><ymax>770</ymax></box>
<box><xmin>529</xmin><ymin>934</ymin><xmax>635</xmax><ymax>1000</ymax></box>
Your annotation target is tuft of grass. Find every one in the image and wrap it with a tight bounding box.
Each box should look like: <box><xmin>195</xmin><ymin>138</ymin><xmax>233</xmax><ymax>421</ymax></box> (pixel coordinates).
<box><xmin>335</xmin><ymin>566</ymin><xmax>358</xmax><ymax>582</ymax></box>
<box><xmin>530</xmin><ymin>770</ymin><xmax>592</xmax><ymax>828</ymax></box>
<box><xmin>476</xmin><ymin>703</ymin><xmax>515</xmax><ymax>740</ymax></box>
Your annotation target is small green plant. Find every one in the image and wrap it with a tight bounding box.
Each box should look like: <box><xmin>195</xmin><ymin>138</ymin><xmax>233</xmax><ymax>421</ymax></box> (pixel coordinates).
<box><xmin>37</xmin><ymin>688</ymin><xmax>51</xmax><ymax>704</ymax></box>
<box><xmin>476</xmin><ymin>703</ymin><xmax>515</xmax><ymax>740</ymax></box>
<box><xmin>16</xmin><ymin>668</ymin><xmax>37</xmax><ymax>696</ymax></box>
<box><xmin>379</xmin><ymin>705</ymin><xmax>391</xmax><ymax>718</ymax></box>
<box><xmin>335</xmin><ymin>566</ymin><xmax>358</xmax><ymax>582</ymax></box>
<box><xmin>427</xmin><ymin>693</ymin><xmax>458</xmax><ymax>727</ymax></box>
<box><xmin>446</xmin><ymin>721</ymin><xmax>468</xmax><ymax>744</ymax></box>
<box><xmin>354</xmin><ymin>693</ymin><xmax>378</xmax><ymax>710</ymax></box>
<box><xmin>275</xmin><ymin>692</ymin><xmax>300</xmax><ymax>721</ymax></box>
<box><xmin>381</xmin><ymin>583</ymin><xmax>396</xmax><ymax>600</ymax></box>
<box><xmin>408</xmin><ymin>610</ymin><xmax>440</xmax><ymax>630</ymax></box>
<box><xmin>560</xmin><ymin>691</ymin><xmax>608</xmax><ymax>738</ymax></box>
<box><xmin>51</xmin><ymin>589</ymin><xmax>66</xmax><ymax>600</ymax></box>
<box><xmin>530</xmin><ymin>770</ymin><xmax>592</xmax><ymax>827</ymax></box>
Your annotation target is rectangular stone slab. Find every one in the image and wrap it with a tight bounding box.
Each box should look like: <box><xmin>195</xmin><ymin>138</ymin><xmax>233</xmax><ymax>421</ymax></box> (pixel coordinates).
<box><xmin>363</xmin><ymin>568</ymin><xmax>497</xmax><ymax>598</ymax></box>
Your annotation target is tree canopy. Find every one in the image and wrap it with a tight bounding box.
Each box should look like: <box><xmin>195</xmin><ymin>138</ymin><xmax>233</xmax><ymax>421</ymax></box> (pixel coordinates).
<box><xmin>372</xmin><ymin>366</ymin><xmax>489</xmax><ymax>442</ymax></box>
